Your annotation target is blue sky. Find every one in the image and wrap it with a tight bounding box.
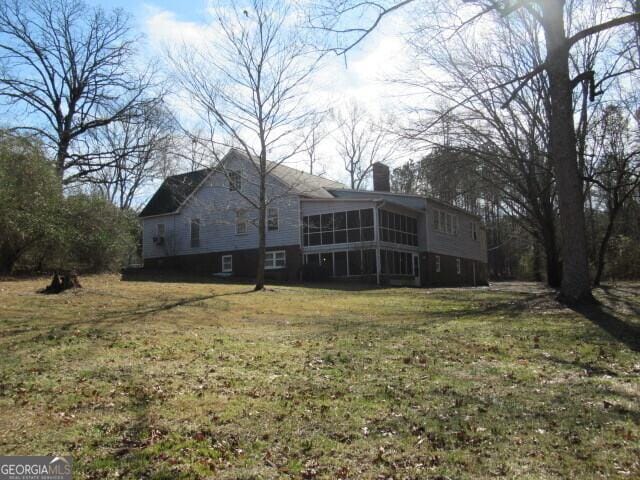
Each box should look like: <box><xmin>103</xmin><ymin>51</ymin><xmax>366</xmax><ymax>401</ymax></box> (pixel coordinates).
<box><xmin>3</xmin><ymin>0</ymin><xmax>415</xmax><ymax>203</ymax></box>
<box><xmin>103</xmin><ymin>0</ymin><xmax>414</xmax><ymax>185</ymax></box>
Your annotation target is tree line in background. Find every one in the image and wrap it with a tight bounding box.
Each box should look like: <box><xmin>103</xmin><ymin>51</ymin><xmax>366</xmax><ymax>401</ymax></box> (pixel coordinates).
<box><xmin>0</xmin><ymin>0</ymin><xmax>638</xmax><ymax>300</ymax></box>
<box><xmin>314</xmin><ymin>0</ymin><xmax>640</xmax><ymax>301</ymax></box>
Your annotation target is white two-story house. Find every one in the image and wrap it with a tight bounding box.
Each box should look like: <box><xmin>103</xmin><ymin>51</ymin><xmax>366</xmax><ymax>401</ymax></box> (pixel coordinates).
<box><xmin>138</xmin><ymin>149</ymin><xmax>488</xmax><ymax>286</ymax></box>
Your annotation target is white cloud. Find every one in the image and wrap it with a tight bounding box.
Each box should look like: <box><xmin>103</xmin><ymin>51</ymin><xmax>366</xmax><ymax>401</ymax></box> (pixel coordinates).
<box><xmin>142</xmin><ymin>3</ymin><xmax>415</xmax><ymax>185</ymax></box>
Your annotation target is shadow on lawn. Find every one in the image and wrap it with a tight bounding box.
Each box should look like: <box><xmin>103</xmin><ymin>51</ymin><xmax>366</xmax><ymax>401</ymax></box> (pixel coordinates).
<box><xmin>123</xmin><ymin>270</ymin><xmax>383</xmax><ymax>292</ymax></box>
<box><xmin>93</xmin><ymin>288</ymin><xmax>255</xmax><ymax>323</ymax></box>
<box><xmin>571</xmin><ymin>301</ymin><xmax>640</xmax><ymax>353</ymax></box>
<box><xmin>87</xmin><ymin>372</ymin><xmax>179</xmax><ymax>479</ymax></box>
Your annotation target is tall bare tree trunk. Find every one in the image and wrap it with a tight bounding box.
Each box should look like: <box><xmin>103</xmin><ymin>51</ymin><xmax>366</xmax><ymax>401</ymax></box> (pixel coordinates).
<box><xmin>56</xmin><ymin>140</ymin><xmax>69</xmax><ymax>180</ymax></box>
<box><xmin>542</xmin><ymin>0</ymin><xmax>593</xmax><ymax>303</ymax></box>
<box><xmin>255</xmin><ymin>150</ymin><xmax>267</xmax><ymax>291</ymax></box>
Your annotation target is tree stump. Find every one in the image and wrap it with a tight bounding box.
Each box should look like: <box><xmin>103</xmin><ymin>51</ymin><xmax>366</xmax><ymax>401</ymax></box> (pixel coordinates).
<box><xmin>41</xmin><ymin>271</ymin><xmax>82</xmax><ymax>294</ymax></box>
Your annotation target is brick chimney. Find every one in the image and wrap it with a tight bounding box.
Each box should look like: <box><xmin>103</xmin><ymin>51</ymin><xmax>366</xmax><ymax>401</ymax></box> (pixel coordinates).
<box><xmin>372</xmin><ymin>162</ymin><xmax>390</xmax><ymax>192</ymax></box>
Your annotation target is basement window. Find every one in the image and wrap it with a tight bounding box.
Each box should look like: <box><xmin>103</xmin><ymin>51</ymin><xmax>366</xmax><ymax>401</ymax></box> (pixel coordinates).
<box><xmin>265</xmin><ymin>250</ymin><xmax>286</xmax><ymax>269</ymax></box>
<box><xmin>222</xmin><ymin>255</ymin><xmax>232</xmax><ymax>273</ymax></box>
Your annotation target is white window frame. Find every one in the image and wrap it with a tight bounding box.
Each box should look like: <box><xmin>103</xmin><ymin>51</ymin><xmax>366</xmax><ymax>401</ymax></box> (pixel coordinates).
<box><xmin>221</xmin><ymin>255</ymin><xmax>233</xmax><ymax>272</ymax></box>
<box><xmin>456</xmin><ymin>258</ymin><xmax>461</xmax><ymax>275</ymax></box>
<box><xmin>435</xmin><ymin>255</ymin><xmax>441</xmax><ymax>273</ymax></box>
<box><xmin>228</xmin><ymin>170</ymin><xmax>242</xmax><ymax>191</ymax></box>
<box><xmin>190</xmin><ymin>218</ymin><xmax>200</xmax><ymax>248</ymax></box>
<box><xmin>156</xmin><ymin>223</ymin><xmax>165</xmax><ymax>237</ymax></box>
<box><xmin>236</xmin><ymin>209</ymin><xmax>247</xmax><ymax>235</ymax></box>
<box><xmin>265</xmin><ymin>250</ymin><xmax>286</xmax><ymax>269</ymax></box>
<box><xmin>434</xmin><ymin>209</ymin><xmax>457</xmax><ymax>235</ymax></box>
<box><xmin>267</xmin><ymin>207</ymin><xmax>279</xmax><ymax>231</ymax></box>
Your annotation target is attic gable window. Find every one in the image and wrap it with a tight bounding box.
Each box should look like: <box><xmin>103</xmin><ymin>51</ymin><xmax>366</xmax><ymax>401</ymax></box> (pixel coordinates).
<box><xmin>228</xmin><ymin>170</ymin><xmax>242</xmax><ymax>191</ymax></box>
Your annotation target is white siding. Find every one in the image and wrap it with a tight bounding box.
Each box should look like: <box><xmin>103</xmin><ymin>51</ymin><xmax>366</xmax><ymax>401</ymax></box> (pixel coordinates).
<box><xmin>142</xmin><ymin>154</ymin><xmax>300</xmax><ymax>259</ymax></box>
<box><xmin>425</xmin><ymin>202</ymin><xmax>487</xmax><ymax>262</ymax></box>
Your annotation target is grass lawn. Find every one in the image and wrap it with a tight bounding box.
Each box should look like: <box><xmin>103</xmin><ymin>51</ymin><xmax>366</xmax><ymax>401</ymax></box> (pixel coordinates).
<box><xmin>0</xmin><ymin>276</ymin><xmax>639</xmax><ymax>479</ymax></box>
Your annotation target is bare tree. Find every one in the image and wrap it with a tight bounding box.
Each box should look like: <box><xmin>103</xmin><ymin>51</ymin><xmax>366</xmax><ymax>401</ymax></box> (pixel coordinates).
<box><xmin>586</xmin><ymin>103</ymin><xmax>640</xmax><ymax>286</ymax></box>
<box><xmin>86</xmin><ymin>102</ymin><xmax>176</xmax><ymax>210</ymax></box>
<box><xmin>334</xmin><ymin>102</ymin><xmax>394</xmax><ymax>189</ymax></box>
<box><xmin>300</xmin><ymin>113</ymin><xmax>328</xmax><ymax>176</ymax></box>
<box><xmin>313</xmin><ymin>0</ymin><xmax>640</xmax><ymax>303</ymax></box>
<box><xmin>0</xmin><ymin>0</ymin><xmax>159</xmax><ymax>183</ymax></box>
<box><xmin>397</xmin><ymin>12</ymin><xmax>560</xmax><ymax>285</ymax></box>
<box><xmin>168</xmin><ymin>0</ymin><xmax>322</xmax><ymax>291</ymax></box>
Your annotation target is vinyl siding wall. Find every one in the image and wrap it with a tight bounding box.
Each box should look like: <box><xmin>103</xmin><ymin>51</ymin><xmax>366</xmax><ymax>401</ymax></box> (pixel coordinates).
<box><xmin>425</xmin><ymin>202</ymin><xmax>487</xmax><ymax>263</ymax></box>
<box><xmin>142</xmin><ymin>154</ymin><xmax>300</xmax><ymax>259</ymax></box>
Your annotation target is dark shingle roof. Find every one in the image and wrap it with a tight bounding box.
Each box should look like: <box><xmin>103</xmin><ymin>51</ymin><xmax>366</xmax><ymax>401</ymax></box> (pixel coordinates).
<box><xmin>139</xmin><ymin>149</ymin><xmax>348</xmax><ymax>218</ymax></box>
<box><xmin>139</xmin><ymin>168</ymin><xmax>211</xmax><ymax>217</ymax></box>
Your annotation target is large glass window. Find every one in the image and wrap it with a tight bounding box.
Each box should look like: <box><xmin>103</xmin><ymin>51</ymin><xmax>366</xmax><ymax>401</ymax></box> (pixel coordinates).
<box><xmin>304</xmin><ymin>250</ymin><xmax>377</xmax><ymax>277</ymax></box>
<box><xmin>303</xmin><ymin>208</ymin><xmax>374</xmax><ymax>246</ymax></box>
<box><xmin>378</xmin><ymin>209</ymin><xmax>418</xmax><ymax>246</ymax></box>
<box><xmin>320</xmin><ymin>252</ymin><xmax>333</xmax><ymax>273</ymax></box>
<box><xmin>380</xmin><ymin>249</ymin><xmax>414</xmax><ymax>276</ymax></box>
<box><xmin>363</xmin><ymin>249</ymin><xmax>377</xmax><ymax>274</ymax></box>
<box><xmin>334</xmin><ymin>252</ymin><xmax>348</xmax><ymax>276</ymax></box>
<box><xmin>348</xmin><ymin>250</ymin><xmax>362</xmax><ymax>275</ymax></box>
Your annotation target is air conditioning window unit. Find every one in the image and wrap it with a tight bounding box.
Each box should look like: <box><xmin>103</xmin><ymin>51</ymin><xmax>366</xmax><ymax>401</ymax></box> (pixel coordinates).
<box><xmin>153</xmin><ymin>236</ymin><xmax>165</xmax><ymax>245</ymax></box>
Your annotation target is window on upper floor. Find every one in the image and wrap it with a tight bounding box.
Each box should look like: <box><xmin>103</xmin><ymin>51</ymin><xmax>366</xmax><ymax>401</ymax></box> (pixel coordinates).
<box><xmin>434</xmin><ymin>209</ymin><xmax>458</xmax><ymax>235</ymax></box>
<box><xmin>190</xmin><ymin>218</ymin><xmax>200</xmax><ymax>247</ymax></box>
<box><xmin>267</xmin><ymin>207</ymin><xmax>279</xmax><ymax>231</ymax></box>
<box><xmin>471</xmin><ymin>222</ymin><xmax>479</xmax><ymax>241</ymax></box>
<box><xmin>154</xmin><ymin>223</ymin><xmax>166</xmax><ymax>245</ymax></box>
<box><xmin>228</xmin><ymin>170</ymin><xmax>242</xmax><ymax>191</ymax></box>
<box><xmin>302</xmin><ymin>208</ymin><xmax>374</xmax><ymax>246</ymax></box>
<box><xmin>378</xmin><ymin>209</ymin><xmax>418</xmax><ymax>246</ymax></box>
<box><xmin>236</xmin><ymin>209</ymin><xmax>247</xmax><ymax>235</ymax></box>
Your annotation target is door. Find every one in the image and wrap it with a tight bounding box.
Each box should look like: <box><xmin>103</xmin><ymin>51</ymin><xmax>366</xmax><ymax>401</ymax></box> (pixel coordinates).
<box><xmin>412</xmin><ymin>253</ymin><xmax>420</xmax><ymax>287</ymax></box>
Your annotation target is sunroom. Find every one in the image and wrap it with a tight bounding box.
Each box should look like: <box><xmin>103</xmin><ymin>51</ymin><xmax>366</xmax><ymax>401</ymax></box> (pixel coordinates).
<box><xmin>300</xmin><ymin>199</ymin><xmax>424</xmax><ymax>285</ymax></box>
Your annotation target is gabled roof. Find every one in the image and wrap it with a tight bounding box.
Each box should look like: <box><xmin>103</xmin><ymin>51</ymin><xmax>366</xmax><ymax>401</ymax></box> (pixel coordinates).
<box><xmin>139</xmin><ymin>168</ymin><xmax>211</xmax><ymax>217</ymax></box>
<box><xmin>267</xmin><ymin>162</ymin><xmax>345</xmax><ymax>199</ymax></box>
<box><xmin>139</xmin><ymin>149</ymin><xmax>347</xmax><ymax>218</ymax></box>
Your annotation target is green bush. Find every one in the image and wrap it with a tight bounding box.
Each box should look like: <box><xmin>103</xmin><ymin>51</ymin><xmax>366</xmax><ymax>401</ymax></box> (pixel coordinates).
<box><xmin>60</xmin><ymin>195</ymin><xmax>140</xmax><ymax>272</ymax></box>
<box><xmin>0</xmin><ymin>132</ymin><xmax>140</xmax><ymax>274</ymax></box>
<box><xmin>0</xmin><ymin>133</ymin><xmax>63</xmax><ymax>274</ymax></box>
